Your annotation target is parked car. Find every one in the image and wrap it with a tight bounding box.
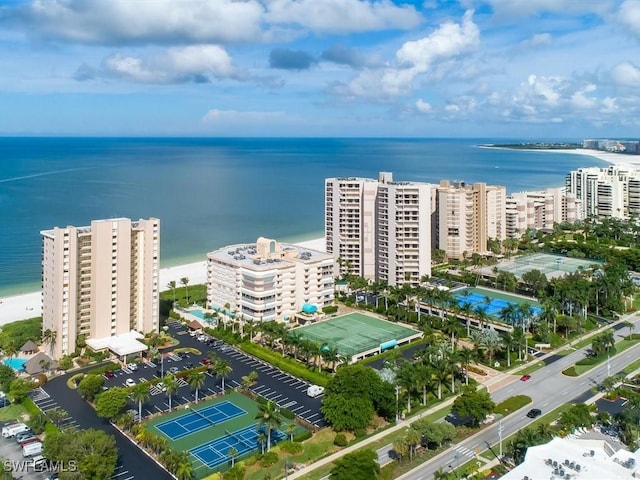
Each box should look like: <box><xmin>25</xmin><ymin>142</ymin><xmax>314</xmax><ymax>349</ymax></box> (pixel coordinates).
<box><xmin>2</xmin><ymin>423</ymin><xmax>29</xmax><ymax>438</ymax></box>
<box><xmin>306</xmin><ymin>385</ymin><xmax>325</xmax><ymax>398</ymax></box>
<box><xmin>128</xmin><ymin>363</ymin><xmax>138</xmax><ymax>371</ymax></box>
<box><xmin>526</xmin><ymin>408</ymin><xmax>542</xmax><ymax>418</ymax></box>
<box><xmin>105</xmin><ymin>370</ymin><xmax>115</xmax><ymax>378</ymax></box>
<box><xmin>125</xmin><ymin>378</ymin><xmax>136</xmax><ymax>387</ymax></box>
<box><xmin>15</xmin><ymin>431</ymin><xmax>34</xmax><ymax>442</ymax></box>
<box><xmin>169</xmin><ymin>367</ymin><xmax>179</xmax><ymax>374</ymax></box>
<box><xmin>520</xmin><ymin>374</ymin><xmax>532</xmax><ymax>381</ymax></box>
<box><xmin>200</xmin><ymin>358</ymin><xmax>212</xmax><ymax>365</ymax></box>
<box><xmin>23</xmin><ymin>441</ymin><xmax>43</xmax><ymax>457</ymax></box>
<box><xmin>156</xmin><ymin>382</ymin><xmax>167</xmax><ymax>392</ymax></box>
<box><xmin>18</xmin><ymin>436</ymin><xmax>38</xmax><ymax>447</ymax></box>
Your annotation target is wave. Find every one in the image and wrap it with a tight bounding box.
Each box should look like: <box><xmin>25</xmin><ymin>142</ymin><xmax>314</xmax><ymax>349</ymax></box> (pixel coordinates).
<box><xmin>0</xmin><ymin>166</ymin><xmax>96</xmax><ymax>184</ymax></box>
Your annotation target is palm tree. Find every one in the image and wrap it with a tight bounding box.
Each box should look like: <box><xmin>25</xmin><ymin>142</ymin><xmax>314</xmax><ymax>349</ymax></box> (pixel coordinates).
<box><xmin>255</xmin><ymin>401</ymin><xmax>282</xmax><ymax>452</ymax></box>
<box><xmin>393</xmin><ymin>438</ymin><xmax>409</xmax><ymax>462</ymax></box>
<box><xmin>405</xmin><ymin>427</ymin><xmax>422</xmax><ymax>460</ymax></box>
<box><xmin>187</xmin><ymin>370</ymin><xmax>206</xmax><ymax>402</ymax></box>
<box><xmin>175</xmin><ymin>456</ymin><xmax>194</xmax><ymax>480</ymax></box>
<box><xmin>228</xmin><ymin>447</ymin><xmax>238</xmax><ymax>467</ymax></box>
<box><xmin>167</xmin><ymin>280</ymin><xmax>177</xmax><ymax>305</ymax></box>
<box><xmin>457</xmin><ymin>347</ymin><xmax>475</xmax><ymax>385</ymax></box>
<box><xmin>214</xmin><ymin>359</ymin><xmax>233</xmax><ymax>393</ymax></box>
<box><xmin>42</xmin><ymin>329</ymin><xmax>57</xmax><ymax>356</ymax></box>
<box><xmin>257</xmin><ymin>432</ymin><xmax>267</xmax><ymax>454</ymax></box>
<box><xmin>164</xmin><ymin>374</ymin><xmax>179</xmax><ymax>411</ymax></box>
<box><xmin>131</xmin><ymin>384</ymin><xmax>149</xmax><ymax>423</ymax></box>
<box><xmin>502</xmin><ymin>331</ymin><xmax>515</xmax><ymax>367</ymax></box>
<box><xmin>180</xmin><ymin>277</ymin><xmax>190</xmax><ymax>305</ymax></box>
<box><xmin>3</xmin><ymin>342</ymin><xmax>17</xmax><ymax>361</ymax></box>
<box><xmin>285</xmin><ymin>423</ymin><xmax>297</xmax><ymax>441</ymax></box>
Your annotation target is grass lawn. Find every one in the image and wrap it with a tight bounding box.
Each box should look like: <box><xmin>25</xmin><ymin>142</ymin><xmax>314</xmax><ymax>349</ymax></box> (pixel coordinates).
<box><xmin>0</xmin><ymin>404</ymin><xmax>27</xmax><ymax>422</ymax></box>
<box><xmin>566</xmin><ymin>335</ymin><xmax>640</xmax><ymax>376</ymax></box>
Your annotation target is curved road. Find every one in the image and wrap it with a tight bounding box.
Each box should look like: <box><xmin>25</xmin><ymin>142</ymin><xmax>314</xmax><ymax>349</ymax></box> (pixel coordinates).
<box><xmin>397</xmin><ymin>315</ymin><xmax>640</xmax><ymax>480</ymax></box>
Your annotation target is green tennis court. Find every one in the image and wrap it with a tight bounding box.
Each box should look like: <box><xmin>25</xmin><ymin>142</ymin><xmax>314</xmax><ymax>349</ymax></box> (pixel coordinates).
<box><xmin>496</xmin><ymin>253</ymin><xmax>601</xmax><ymax>279</ymax></box>
<box><xmin>294</xmin><ymin>312</ymin><xmax>421</xmax><ymax>358</ymax></box>
<box><xmin>146</xmin><ymin>391</ymin><xmax>298</xmax><ymax>478</ymax></box>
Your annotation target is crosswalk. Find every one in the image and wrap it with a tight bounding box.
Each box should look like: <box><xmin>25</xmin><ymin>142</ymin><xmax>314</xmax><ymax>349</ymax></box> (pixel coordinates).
<box><xmin>452</xmin><ymin>444</ymin><xmax>476</xmax><ymax>459</ymax></box>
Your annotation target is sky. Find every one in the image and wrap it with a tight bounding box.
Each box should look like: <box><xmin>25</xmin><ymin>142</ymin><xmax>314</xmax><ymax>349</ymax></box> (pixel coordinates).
<box><xmin>1</xmin><ymin>0</ymin><xmax>640</xmax><ymax>137</ymax></box>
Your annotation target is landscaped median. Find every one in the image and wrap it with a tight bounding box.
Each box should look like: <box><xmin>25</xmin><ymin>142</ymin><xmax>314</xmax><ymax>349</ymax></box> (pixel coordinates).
<box><xmin>562</xmin><ymin>333</ymin><xmax>640</xmax><ymax>377</ymax></box>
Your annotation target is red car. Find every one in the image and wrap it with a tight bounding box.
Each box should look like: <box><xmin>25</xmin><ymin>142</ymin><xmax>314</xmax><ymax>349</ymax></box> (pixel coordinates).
<box><xmin>105</xmin><ymin>370</ymin><xmax>115</xmax><ymax>378</ymax></box>
<box><xmin>200</xmin><ymin>358</ymin><xmax>212</xmax><ymax>365</ymax></box>
<box><xmin>520</xmin><ymin>374</ymin><xmax>532</xmax><ymax>381</ymax></box>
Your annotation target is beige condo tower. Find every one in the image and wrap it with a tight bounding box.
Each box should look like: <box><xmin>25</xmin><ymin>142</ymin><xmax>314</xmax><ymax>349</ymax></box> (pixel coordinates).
<box><xmin>41</xmin><ymin>218</ymin><xmax>160</xmax><ymax>359</ymax></box>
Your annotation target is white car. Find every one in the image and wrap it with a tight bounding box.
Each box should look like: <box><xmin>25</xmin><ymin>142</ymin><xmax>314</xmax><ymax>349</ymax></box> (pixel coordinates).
<box><xmin>125</xmin><ymin>378</ymin><xmax>136</xmax><ymax>387</ymax></box>
<box><xmin>128</xmin><ymin>364</ymin><xmax>138</xmax><ymax>371</ymax></box>
<box><xmin>156</xmin><ymin>382</ymin><xmax>167</xmax><ymax>392</ymax></box>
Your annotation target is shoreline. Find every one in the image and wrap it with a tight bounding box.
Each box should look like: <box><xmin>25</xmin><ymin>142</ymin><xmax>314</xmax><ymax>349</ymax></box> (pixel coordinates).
<box><xmin>480</xmin><ymin>145</ymin><xmax>640</xmax><ymax>167</ymax></box>
<box><xmin>0</xmin><ymin>237</ymin><xmax>326</xmax><ymax>326</ymax></box>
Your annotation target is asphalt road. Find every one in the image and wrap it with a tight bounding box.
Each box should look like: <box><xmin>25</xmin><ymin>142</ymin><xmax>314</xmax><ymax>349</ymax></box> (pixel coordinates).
<box><xmin>397</xmin><ymin>315</ymin><xmax>640</xmax><ymax>480</ymax></box>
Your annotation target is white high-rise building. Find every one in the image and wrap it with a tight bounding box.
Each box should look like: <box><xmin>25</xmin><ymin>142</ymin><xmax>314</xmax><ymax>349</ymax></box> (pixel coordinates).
<box><xmin>206</xmin><ymin>237</ymin><xmax>335</xmax><ymax>322</ymax></box>
<box><xmin>325</xmin><ymin>173</ymin><xmax>432</xmax><ymax>286</ymax></box>
<box><xmin>505</xmin><ymin>188</ymin><xmax>578</xmax><ymax>238</ymax></box>
<box><xmin>566</xmin><ymin>166</ymin><xmax>640</xmax><ymax>219</ymax></box>
<box><xmin>436</xmin><ymin>181</ymin><xmax>507</xmax><ymax>260</ymax></box>
<box><xmin>41</xmin><ymin>218</ymin><xmax>160</xmax><ymax>359</ymax></box>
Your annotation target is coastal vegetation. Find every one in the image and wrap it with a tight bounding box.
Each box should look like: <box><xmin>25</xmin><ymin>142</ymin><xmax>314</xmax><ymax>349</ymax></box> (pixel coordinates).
<box><xmin>484</xmin><ymin>142</ymin><xmax>581</xmax><ymax>150</ymax></box>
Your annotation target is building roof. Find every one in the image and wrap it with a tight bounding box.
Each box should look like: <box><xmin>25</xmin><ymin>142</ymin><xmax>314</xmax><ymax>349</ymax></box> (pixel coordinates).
<box><xmin>86</xmin><ymin>331</ymin><xmax>148</xmax><ymax>357</ymax></box>
<box><xmin>19</xmin><ymin>340</ymin><xmax>38</xmax><ymax>352</ymax></box>
<box><xmin>501</xmin><ymin>437</ymin><xmax>640</xmax><ymax>480</ymax></box>
<box><xmin>24</xmin><ymin>352</ymin><xmax>58</xmax><ymax>375</ymax></box>
<box><xmin>187</xmin><ymin>320</ymin><xmax>204</xmax><ymax>330</ymax></box>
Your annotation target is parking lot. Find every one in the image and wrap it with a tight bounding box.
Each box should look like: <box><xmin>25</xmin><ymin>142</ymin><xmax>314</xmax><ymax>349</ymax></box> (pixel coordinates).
<box><xmin>0</xmin><ymin>420</ymin><xmax>50</xmax><ymax>480</ymax></box>
<box><xmin>102</xmin><ymin>322</ymin><xmax>326</xmax><ymax>428</ymax></box>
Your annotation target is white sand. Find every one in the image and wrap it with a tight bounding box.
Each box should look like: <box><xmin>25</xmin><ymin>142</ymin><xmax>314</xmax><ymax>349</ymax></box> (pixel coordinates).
<box><xmin>0</xmin><ymin>237</ymin><xmax>327</xmax><ymax>326</ymax></box>
<box><xmin>488</xmin><ymin>146</ymin><xmax>640</xmax><ymax>168</ymax></box>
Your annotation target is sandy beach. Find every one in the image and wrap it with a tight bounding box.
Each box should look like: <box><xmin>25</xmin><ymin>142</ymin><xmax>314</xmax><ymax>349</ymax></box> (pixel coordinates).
<box><xmin>0</xmin><ymin>237</ymin><xmax>326</xmax><ymax>326</ymax></box>
<box><xmin>484</xmin><ymin>145</ymin><xmax>640</xmax><ymax>168</ymax></box>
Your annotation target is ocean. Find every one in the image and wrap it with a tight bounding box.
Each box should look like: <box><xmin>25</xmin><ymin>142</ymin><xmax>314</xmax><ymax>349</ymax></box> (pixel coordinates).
<box><xmin>0</xmin><ymin>137</ymin><xmax>605</xmax><ymax>296</ymax></box>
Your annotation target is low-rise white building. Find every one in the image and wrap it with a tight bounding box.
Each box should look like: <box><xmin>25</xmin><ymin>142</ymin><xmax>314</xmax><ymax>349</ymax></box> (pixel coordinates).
<box><xmin>501</xmin><ymin>437</ymin><xmax>640</xmax><ymax>480</ymax></box>
<box><xmin>206</xmin><ymin>237</ymin><xmax>335</xmax><ymax>322</ymax></box>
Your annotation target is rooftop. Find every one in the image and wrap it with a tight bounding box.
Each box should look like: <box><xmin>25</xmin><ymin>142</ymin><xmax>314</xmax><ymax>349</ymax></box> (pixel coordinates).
<box><xmin>86</xmin><ymin>331</ymin><xmax>148</xmax><ymax>357</ymax></box>
<box><xmin>501</xmin><ymin>437</ymin><xmax>640</xmax><ymax>480</ymax></box>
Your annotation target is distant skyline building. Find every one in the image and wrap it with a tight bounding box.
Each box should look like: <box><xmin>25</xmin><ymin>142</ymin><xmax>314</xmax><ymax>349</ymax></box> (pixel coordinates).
<box><xmin>505</xmin><ymin>188</ymin><xmax>578</xmax><ymax>238</ymax></box>
<box><xmin>206</xmin><ymin>237</ymin><xmax>335</xmax><ymax>322</ymax></box>
<box><xmin>41</xmin><ymin>218</ymin><xmax>160</xmax><ymax>359</ymax></box>
<box><xmin>566</xmin><ymin>166</ymin><xmax>640</xmax><ymax>219</ymax></box>
<box><xmin>436</xmin><ymin>180</ymin><xmax>507</xmax><ymax>260</ymax></box>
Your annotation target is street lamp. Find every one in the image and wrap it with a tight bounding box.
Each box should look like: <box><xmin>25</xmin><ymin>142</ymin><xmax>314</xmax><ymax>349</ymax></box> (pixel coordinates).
<box><xmin>607</xmin><ymin>353</ymin><xmax>611</xmax><ymax>377</ymax></box>
<box><xmin>395</xmin><ymin>385</ymin><xmax>401</xmax><ymax>423</ymax></box>
<box><xmin>498</xmin><ymin>420</ymin><xmax>504</xmax><ymax>458</ymax></box>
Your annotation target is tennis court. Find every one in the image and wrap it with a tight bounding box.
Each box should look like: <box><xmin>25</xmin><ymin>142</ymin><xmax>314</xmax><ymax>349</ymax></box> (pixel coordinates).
<box><xmin>190</xmin><ymin>424</ymin><xmax>286</xmax><ymax>469</ymax></box>
<box><xmin>293</xmin><ymin>312</ymin><xmax>421</xmax><ymax>358</ymax></box>
<box><xmin>147</xmin><ymin>391</ymin><xmax>299</xmax><ymax>478</ymax></box>
<box><xmin>454</xmin><ymin>286</ymin><xmax>542</xmax><ymax>319</ymax></box>
<box><xmin>155</xmin><ymin>401</ymin><xmax>246</xmax><ymax>440</ymax></box>
<box><xmin>493</xmin><ymin>253</ymin><xmax>601</xmax><ymax>279</ymax></box>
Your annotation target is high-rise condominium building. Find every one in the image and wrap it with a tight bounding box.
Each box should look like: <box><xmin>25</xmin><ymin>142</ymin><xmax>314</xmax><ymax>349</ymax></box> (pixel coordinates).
<box><xmin>41</xmin><ymin>218</ymin><xmax>160</xmax><ymax>359</ymax></box>
<box><xmin>436</xmin><ymin>181</ymin><xmax>507</xmax><ymax>260</ymax></box>
<box><xmin>566</xmin><ymin>166</ymin><xmax>640</xmax><ymax>219</ymax></box>
<box><xmin>325</xmin><ymin>172</ymin><xmax>432</xmax><ymax>286</ymax></box>
<box><xmin>505</xmin><ymin>188</ymin><xmax>578</xmax><ymax>238</ymax></box>
<box><xmin>207</xmin><ymin>237</ymin><xmax>335</xmax><ymax>322</ymax></box>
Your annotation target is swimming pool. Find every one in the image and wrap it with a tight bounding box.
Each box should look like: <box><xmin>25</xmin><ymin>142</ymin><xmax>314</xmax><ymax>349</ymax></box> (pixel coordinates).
<box><xmin>454</xmin><ymin>287</ymin><xmax>542</xmax><ymax>321</ymax></box>
<box><xmin>3</xmin><ymin>358</ymin><xmax>27</xmax><ymax>371</ymax></box>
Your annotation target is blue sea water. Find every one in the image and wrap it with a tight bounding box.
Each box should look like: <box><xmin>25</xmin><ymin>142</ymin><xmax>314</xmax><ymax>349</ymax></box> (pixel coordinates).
<box><xmin>0</xmin><ymin>137</ymin><xmax>606</xmax><ymax>296</ymax></box>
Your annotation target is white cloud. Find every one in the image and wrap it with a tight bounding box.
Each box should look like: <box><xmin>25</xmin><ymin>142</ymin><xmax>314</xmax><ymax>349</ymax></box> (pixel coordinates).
<box><xmin>570</xmin><ymin>84</ymin><xmax>597</xmax><ymax>109</ymax></box>
<box><xmin>415</xmin><ymin>99</ymin><xmax>432</xmax><ymax>113</ymax></box>
<box><xmin>335</xmin><ymin>10</ymin><xmax>479</xmax><ymax>98</ymax></box>
<box><xmin>487</xmin><ymin>0</ymin><xmax>614</xmax><ymax>18</ymax></box>
<box><xmin>95</xmin><ymin>45</ymin><xmax>236</xmax><ymax>84</ymax></box>
<box><xmin>264</xmin><ymin>0</ymin><xmax>422</xmax><ymax>34</ymax></box>
<box><xmin>527</xmin><ymin>33</ymin><xmax>552</xmax><ymax>47</ymax></box>
<box><xmin>617</xmin><ymin>0</ymin><xmax>640</xmax><ymax>39</ymax></box>
<box><xmin>611</xmin><ymin>61</ymin><xmax>640</xmax><ymax>87</ymax></box>
<box><xmin>6</xmin><ymin>0</ymin><xmax>265</xmax><ymax>44</ymax></box>
<box><xmin>202</xmin><ymin>109</ymin><xmax>285</xmax><ymax>123</ymax></box>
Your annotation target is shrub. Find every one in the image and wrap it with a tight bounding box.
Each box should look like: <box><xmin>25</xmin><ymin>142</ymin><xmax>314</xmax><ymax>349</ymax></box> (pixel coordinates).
<box><xmin>293</xmin><ymin>431</ymin><xmax>312</xmax><ymax>442</ymax></box>
<box><xmin>279</xmin><ymin>441</ymin><xmax>304</xmax><ymax>454</ymax></box>
<box><xmin>467</xmin><ymin>365</ymin><xmax>487</xmax><ymax>376</ymax></box>
<box><xmin>259</xmin><ymin>452</ymin><xmax>278</xmax><ymax>467</ymax></box>
<box><xmin>243</xmin><ymin>454</ymin><xmax>259</xmax><ymax>466</ymax></box>
<box><xmin>493</xmin><ymin>395</ymin><xmax>532</xmax><ymax>416</ymax></box>
<box><xmin>354</xmin><ymin>428</ymin><xmax>367</xmax><ymax>438</ymax></box>
<box><xmin>322</xmin><ymin>305</ymin><xmax>338</xmax><ymax>314</ymax></box>
<box><xmin>256</xmin><ymin>396</ymin><xmax>268</xmax><ymax>405</ymax></box>
<box><xmin>333</xmin><ymin>433</ymin><xmax>348</xmax><ymax>447</ymax></box>
<box><xmin>67</xmin><ymin>373</ymin><xmax>85</xmax><ymax>389</ymax></box>
<box><xmin>280</xmin><ymin>408</ymin><xmax>295</xmax><ymax>420</ymax></box>
<box><xmin>35</xmin><ymin>374</ymin><xmax>47</xmax><ymax>386</ymax></box>
<box><xmin>87</xmin><ymin>362</ymin><xmax>121</xmax><ymax>376</ymax></box>
<box><xmin>563</xmin><ymin>367</ymin><xmax>578</xmax><ymax>377</ymax></box>
<box><xmin>58</xmin><ymin>356</ymin><xmax>74</xmax><ymax>371</ymax></box>
<box><xmin>222</xmin><ymin>465</ymin><xmax>245</xmax><ymax>480</ymax></box>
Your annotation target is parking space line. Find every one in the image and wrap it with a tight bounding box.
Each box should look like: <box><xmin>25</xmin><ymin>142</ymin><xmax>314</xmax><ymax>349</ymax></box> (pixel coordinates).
<box><xmin>281</xmin><ymin>401</ymin><xmax>297</xmax><ymax>408</ymax></box>
<box><xmin>306</xmin><ymin>413</ymin><xmax>320</xmax><ymax>420</ymax></box>
<box><xmin>295</xmin><ymin>384</ymin><xmax>308</xmax><ymax>390</ymax></box>
<box><xmin>300</xmin><ymin>409</ymin><xmax>311</xmax><ymax>416</ymax></box>
<box><xmin>291</xmin><ymin>406</ymin><xmax>306</xmax><ymax>413</ymax></box>
<box><xmin>266</xmin><ymin>393</ymin><xmax>283</xmax><ymax>401</ymax></box>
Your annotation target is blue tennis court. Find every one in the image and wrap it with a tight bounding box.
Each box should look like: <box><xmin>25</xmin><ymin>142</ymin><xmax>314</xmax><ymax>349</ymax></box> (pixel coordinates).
<box><xmin>455</xmin><ymin>291</ymin><xmax>542</xmax><ymax>319</ymax></box>
<box><xmin>190</xmin><ymin>424</ymin><xmax>286</xmax><ymax>469</ymax></box>
<box><xmin>155</xmin><ymin>401</ymin><xmax>246</xmax><ymax>440</ymax></box>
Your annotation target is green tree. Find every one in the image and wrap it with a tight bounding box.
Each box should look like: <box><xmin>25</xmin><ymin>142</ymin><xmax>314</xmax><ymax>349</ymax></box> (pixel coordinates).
<box><xmin>164</xmin><ymin>374</ymin><xmax>179</xmax><ymax>410</ymax></box>
<box><xmin>27</xmin><ymin>412</ymin><xmax>48</xmax><ymax>435</ymax></box>
<box><xmin>180</xmin><ymin>277</ymin><xmax>190</xmax><ymax>304</ymax></box>
<box><xmin>330</xmin><ymin>449</ymin><xmax>380</xmax><ymax>480</ymax></box>
<box><xmin>451</xmin><ymin>386</ymin><xmax>495</xmax><ymax>427</ymax></box>
<box><xmin>0</xmin><ymin>364</ymin><xmax>16</xmax><ymax>392</ymax></box>
<box><xmin>254</xmin><ymin>400</ymin><xmax>282</xmax><ymax>452</ymax></box>
<box><xmin>8</xmin><ymin>378</ymin><xmax>33</xmax><ymax>404</ymax></box>
<box><xmin>77</xmin><ymin>374</ymin><xmax>105</xmax><ymax>402</ymax></box>
<box><xmin>213</xmin><ymin>359</ymin><xmax>233</xmax><ymax>393</ymax></box>
<box><xmin>42</xmin><ymin>328</ymin><xmax>57</xmax><ymax>356</ymax></box>
<box><xmin>44</xmin><ymin>428</ymin><xmax>118</xmax><ymax>480</ymax></box>
<box><xmin>167</xmin><ymin>280</ymin><xmax>177</xmax><ymax>304</ymax></box>
<box><xmin>188</xmin><ymin>370</ymin><xmax>206</xmax><ymax>402</ymax></box>
<box><xmin>131</xmin><ymin>383</ymin><xmax>149</xmax><ymax>422</ymax></box>
<box><xmin>95</xmin><ymin>387</ymin><xmax>129</xmax><ymax>420</ymax></box>
<box><xmin>45</xmin><ymin>407</ymin><xmax>68</xmax><ymax>428</ymax></box>
<box><xmin>228</xmin><ymin>446</ymin><xmax>238</xmax><ymax>467</ymax></box>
